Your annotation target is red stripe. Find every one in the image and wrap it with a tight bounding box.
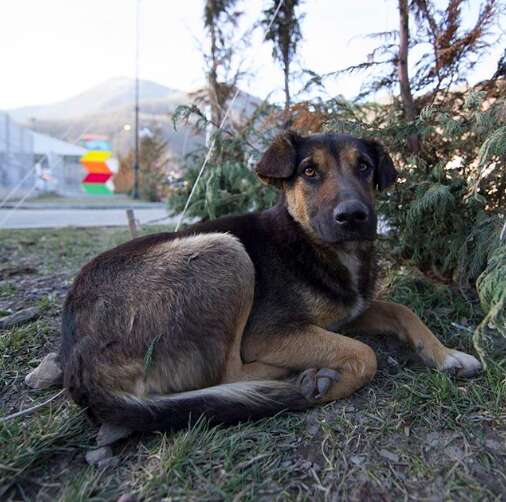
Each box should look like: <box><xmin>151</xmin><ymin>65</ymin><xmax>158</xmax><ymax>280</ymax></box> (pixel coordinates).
<box><xmin>82</xmin><ymin>172</ymin><xmax>112</xmax><ymax>183</ymax></box>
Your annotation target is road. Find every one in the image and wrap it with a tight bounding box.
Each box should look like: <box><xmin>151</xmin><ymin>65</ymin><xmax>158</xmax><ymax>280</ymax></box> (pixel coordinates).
<box><xmin>0</xmin><ymin>207</ymin><xmax>177</xmax><ymax>229</ymax></box>
<box><xmin>1</xmin><ymin>208</ymin><xmax>391</xmax><ymax>233</ymax></box>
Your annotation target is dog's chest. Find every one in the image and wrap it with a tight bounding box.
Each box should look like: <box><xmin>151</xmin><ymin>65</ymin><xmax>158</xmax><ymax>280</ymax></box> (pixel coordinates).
<box><xmin>303</xmin><ymin>248</ymin><xmax>369</xmax><ymax>330</ymax></box>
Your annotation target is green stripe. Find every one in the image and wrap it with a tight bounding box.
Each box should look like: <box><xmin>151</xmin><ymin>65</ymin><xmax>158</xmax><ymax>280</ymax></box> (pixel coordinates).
<box><xmin>81</xmin><ymin>183</ymin><xmax>113</xmax><ymax>195</ymax></box>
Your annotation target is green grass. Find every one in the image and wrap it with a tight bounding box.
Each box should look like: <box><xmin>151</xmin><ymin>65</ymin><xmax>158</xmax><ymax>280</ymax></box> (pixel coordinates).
<box><xmin>0</xmin><ymin>406</ymin><xmax>94</xmax><ymax>498</ymax></box>
<box><xmin>390</xmin><ymin>360</ymin><xmax>506</xmax><ymax>427</ymax></box>
<box><xmin>132</xmin><ymin>416</ymin><xmax>306</xmax><ymax>500</ymax></box>
<box><xmin>0</xmin><ymin>227</ymin><xmax>504</xmax><ymax>500</ymax></box>
<box><xmin>0</xmin><ymin>282</ymin><xmax>17</xmax><ymax>298</ymax></box>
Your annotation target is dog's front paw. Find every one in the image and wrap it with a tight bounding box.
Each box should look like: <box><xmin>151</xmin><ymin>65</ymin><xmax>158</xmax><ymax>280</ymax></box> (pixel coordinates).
<box><xmin>298</xmin><ymin>368</ymin><xmax>340</xmax><ymax>401</ymax></box>
<box><xmin>439</xmin><ymin>350</ymin><xmax>482</xmax><ymax>378</ymax></box>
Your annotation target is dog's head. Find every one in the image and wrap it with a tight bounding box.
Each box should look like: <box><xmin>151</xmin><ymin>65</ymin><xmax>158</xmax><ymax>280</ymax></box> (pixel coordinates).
<box><xmin>256</xmin><ymin>131</ymin><xmax>397</xmax><ymax>243</ymax></box>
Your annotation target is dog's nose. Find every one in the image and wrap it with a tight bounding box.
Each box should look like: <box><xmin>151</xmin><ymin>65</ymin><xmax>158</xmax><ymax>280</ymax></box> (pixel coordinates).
<box><xmin>334</xmin><ymin>200</ymin><xmax>369</xmax><ymax>226</ymax></box>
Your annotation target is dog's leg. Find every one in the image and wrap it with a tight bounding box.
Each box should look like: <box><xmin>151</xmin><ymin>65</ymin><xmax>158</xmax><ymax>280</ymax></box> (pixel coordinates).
<box><xmin>242</xmin><ymin>325</ymin><xmax>377</xmax><ymax>402</ymax></box>
<box><xmin>223</xmin><ymin>359</ymin><xmax>291</xmax><ymax>382</ymax></box>
<box><xmin>343</xmin><ymin>301</ymin><xmax>482</xmax><ymax>377</ymax></box>
<box><xmin>222</xmin><ymin>284</ymin><xmax>293</xmax><ymax>384</ymax></box>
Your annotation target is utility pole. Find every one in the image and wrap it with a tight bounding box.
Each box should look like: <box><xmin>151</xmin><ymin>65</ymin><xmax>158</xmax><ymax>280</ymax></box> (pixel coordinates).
<box><xmin>133</xmin><ymin>0</ymin><xmax>141</xmax><ymax>199</ymax></box>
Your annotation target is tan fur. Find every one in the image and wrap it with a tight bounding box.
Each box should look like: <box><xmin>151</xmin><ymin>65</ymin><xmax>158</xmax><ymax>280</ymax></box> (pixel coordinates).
<box><xmin>284</xmin><ymin>181</ymin><xmax>316</xmax><ymax>236</ymax></box>
<box><xmin>301</xmin><ymin>288</ymin><xmax>348</xmax><ymax>327</ymax></box>
<box><xmin>339</xmin><ymin>144</ymin><xmax>359</xmax><ymax>168</ymax></box>
<box><xmin>344</xmin><ymin>300</ymin><xmax>455</xmax><ymax>369</ymax></box>
<box><xmin>95</xmin><ymin>362</ymin><xmax>145</xmax><ymax>394</ymax></box>
<box><xmin>148</xmin><ymin>233</ymin><xmax>256</xmax><ymax>393</ymax></box>
<box><xmin>241</xmin><ymin>324</ymin><xmax>377</xmax><ymax>400</ymax></box>
<box><xmin>222</xmin><ymin>273</ymin><xmax>291</xmax><ymax>384</ymax></box>
<box><xmin>285</xmin><ymin>147</ymin><xmax>337</xmax><ymax>237</ymax></box>
<box><xmin>337</xmin><ymin>144</ymin><xmax>375</xmax><ymax>202</ymax></box>
<box><xmin>312</xmin><ymin>147</ymin><xmax>334</xmax><ymax>168</ymax></box>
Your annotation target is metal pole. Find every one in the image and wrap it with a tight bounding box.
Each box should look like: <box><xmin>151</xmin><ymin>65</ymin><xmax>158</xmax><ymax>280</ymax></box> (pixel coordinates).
<box><xmin>133</xmin><ymin>0</ymin><xmax>140</xmax><ymax>199</ymax></box>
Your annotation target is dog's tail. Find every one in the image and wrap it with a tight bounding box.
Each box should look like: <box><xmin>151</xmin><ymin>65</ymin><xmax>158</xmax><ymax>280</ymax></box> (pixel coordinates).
<box><xmin>82</xmin><ymin>381</ymin><xmax>310</xmax><ymax>432</ymax></box>
<box><xmin>63</xmin><ymin>337</ymin><xmax>310</xmax><ymax>432</ymax></box>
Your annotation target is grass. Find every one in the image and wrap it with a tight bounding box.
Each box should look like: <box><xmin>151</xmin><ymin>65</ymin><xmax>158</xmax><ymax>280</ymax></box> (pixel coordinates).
<box><xmin>0</xmin><ymin>282</ymin><xmax>17</xmax><ymax>299</ymax></box>
<box><xmin>0</xmin><ymin>227</ymin><xmax>504</xmax><ymax>500</ymax></box>
<box><xmin>0</xmin><ymin>406</ymin><xmax>94</xmax><ymax>498</ymax></box>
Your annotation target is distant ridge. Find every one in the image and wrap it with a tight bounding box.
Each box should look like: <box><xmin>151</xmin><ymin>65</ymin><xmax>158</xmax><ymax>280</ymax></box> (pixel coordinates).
<box><xmin>9</xmin><ymin>77</ymin><xmax>183</xmax><ymax>123</ymax></box>
<box><xmin>7</xmin><ymin>78</ymin><xmax>262</xmax><ymax>158</ymax></box>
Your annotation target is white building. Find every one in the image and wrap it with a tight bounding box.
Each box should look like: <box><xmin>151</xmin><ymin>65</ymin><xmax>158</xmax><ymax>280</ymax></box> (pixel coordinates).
<box><xmin>32</xmin><ymin>131</ymin><xmax>87</xmax><ymax>194</ymax></box>
<box><xmin>0</xmin><ymin>111</ymin><xmax>87</xmax><ymax>196</ymax></box>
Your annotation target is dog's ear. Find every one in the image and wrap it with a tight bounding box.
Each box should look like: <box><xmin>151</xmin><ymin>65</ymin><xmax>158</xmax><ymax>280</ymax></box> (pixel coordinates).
<box><xmin>256</xmin><ymin>131</ymin><xmax>301</xmax><ymax>187</ymax></box>
<box><xmin>366</xmin><ymin>139</ymin><xmax>398</xmax><ymax>191</ymax></box>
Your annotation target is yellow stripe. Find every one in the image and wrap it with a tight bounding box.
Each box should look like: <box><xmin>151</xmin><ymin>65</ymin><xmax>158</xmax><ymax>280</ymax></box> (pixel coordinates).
<box><xmin>80</xmin><ymin>151</ymin><xmax>112</xmax><ymax>162</ymax></box>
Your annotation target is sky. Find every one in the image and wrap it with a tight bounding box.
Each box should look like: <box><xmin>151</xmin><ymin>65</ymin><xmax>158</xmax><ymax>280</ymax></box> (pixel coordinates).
<box><xmin>0</xmin><ymin>0</ymin><xmax>503</xmax><ymax>110</ymax></box>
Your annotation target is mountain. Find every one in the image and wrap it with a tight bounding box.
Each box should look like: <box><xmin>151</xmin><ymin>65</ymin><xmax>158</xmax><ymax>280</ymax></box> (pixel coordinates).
<box><xmin>9</xmin><ymin>77</ymin><xmax>182</xmax><ymax>123</ymax></box>
<box><xmin>8</xmin><ymin>78</ymin><xmax>263</xmax><ymax>158</ymax></box>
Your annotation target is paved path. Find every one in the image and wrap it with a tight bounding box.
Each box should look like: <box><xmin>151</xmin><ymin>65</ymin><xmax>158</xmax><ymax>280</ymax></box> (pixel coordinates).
<box><xmin>0</xmin><ymin>204</ymin><xmax>391</xmax><ymax>233</ymax></box>
<box><xmin>1</xmin><ymin>201</ymin><xmax>166</xmax><ymax>210</ymax></box>
<box><xmin>0</xmin><ymin>208</ymin><xmax>176</xmax><ymax>229</ymax></box>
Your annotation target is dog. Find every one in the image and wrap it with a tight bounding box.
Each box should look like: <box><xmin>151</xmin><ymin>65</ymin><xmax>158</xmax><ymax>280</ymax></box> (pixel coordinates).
<box><xmin>61</xmin><ymin>131</ymin><xmax>482</xmax><ymax>433</ymax></box>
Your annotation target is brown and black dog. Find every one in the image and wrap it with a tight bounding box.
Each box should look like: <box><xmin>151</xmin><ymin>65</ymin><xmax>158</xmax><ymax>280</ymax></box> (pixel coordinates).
<box><xmin>61</xmin><ymin>132</ymin><xmax>481</xmax><ymax>433</ymax></box>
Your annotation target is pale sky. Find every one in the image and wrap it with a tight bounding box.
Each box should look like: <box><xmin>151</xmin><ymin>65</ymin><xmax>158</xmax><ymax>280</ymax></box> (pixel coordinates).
<box><xmin>0</xmin><ymin>0</ymin><xmax>503</xmax><ymax>110</ymax></box>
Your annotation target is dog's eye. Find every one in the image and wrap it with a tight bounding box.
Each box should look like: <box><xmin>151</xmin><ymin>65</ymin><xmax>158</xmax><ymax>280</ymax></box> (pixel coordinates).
<box><xmin>358</xmin><ymin>162</ymin><xmax>371</xmax><ymax>174</ymax></box>
<box><xmin>303</xmin><ymin>166</ymin><xmax>317</xmax><ymax>178</ymax></box>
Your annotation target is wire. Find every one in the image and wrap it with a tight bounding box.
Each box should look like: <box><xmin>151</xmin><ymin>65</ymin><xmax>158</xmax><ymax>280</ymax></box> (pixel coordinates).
<box><xmin>0</xmin><ymin>182</ymin><xmax>38</xmax><ymax>227</ymax></box>
<box><xmin>265</xmin><ymin>0</ymin><xmax>284</xmax><ymax>33</ymax></box>
<box><xmin>175</xmin><ymin>88</ymin><xmax>241</xmax><ymax>231</ymax></box>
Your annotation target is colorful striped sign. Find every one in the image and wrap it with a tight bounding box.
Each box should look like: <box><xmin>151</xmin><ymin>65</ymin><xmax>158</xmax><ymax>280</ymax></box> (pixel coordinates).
<box><xmin>80</xmin><ymin>150</ymin><xmax>117</xmax><ymax>195</ymax></box>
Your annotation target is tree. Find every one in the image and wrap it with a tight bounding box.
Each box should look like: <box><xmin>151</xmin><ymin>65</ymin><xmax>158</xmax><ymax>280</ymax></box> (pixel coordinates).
<box><xmin>399</xmin><ymin>0</ymin><xmax>420</xmax><ymax>152</ymax></box>
<box><xmin>203</xmin><ymin>0</ymin><xmax>243</xmax><ymax>127</ymax></box>
<box><xmin>262</xmin><ymin>0</ymin><xmax>303</xmax><ymax>111</ymax></box>
<box><xmin>138</xmin><ymin>130</ymin><xmax>169</xmax><ymax>202</ymax></box>
<box><xmin>168</xmin><ymin>101</ymin><xmax>280</xmax><ymax>220</ymax></box>
<box><xmin>114</xmin><ymin>129</ymin><xmax>168</xmax><ymax>201</ymax></box>
<box><xmin>327</xmin><ymin>0</ymin><xmax>498</xmax><ymax>152</ymax></box>
<box><xmin>410</xmin><ymin>0</ymin><xmax>498</xmax><ymax>94</ymax></box>
<box><xmin>492</xmin><ymin>48</ymin><xmax>506</xmax><ymax>79</ymax></box>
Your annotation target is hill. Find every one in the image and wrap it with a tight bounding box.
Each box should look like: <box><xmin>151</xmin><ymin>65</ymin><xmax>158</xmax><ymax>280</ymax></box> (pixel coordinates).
<box><xmin>9</xmin><ymin>77</ymin><xmax>181</xmax><ymax>123</ymax></box>
<box><xmin>8</xmin><ymin>78</ymin><xmax>261</xmax><ymax>158</ymax></box>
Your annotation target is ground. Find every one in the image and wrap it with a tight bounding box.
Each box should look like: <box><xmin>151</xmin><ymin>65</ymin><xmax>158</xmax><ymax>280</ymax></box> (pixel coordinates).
<box><xmin>0</xmin><ymin>226</ymin><xmax>504</xmax><ymax>501</ymax></box>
